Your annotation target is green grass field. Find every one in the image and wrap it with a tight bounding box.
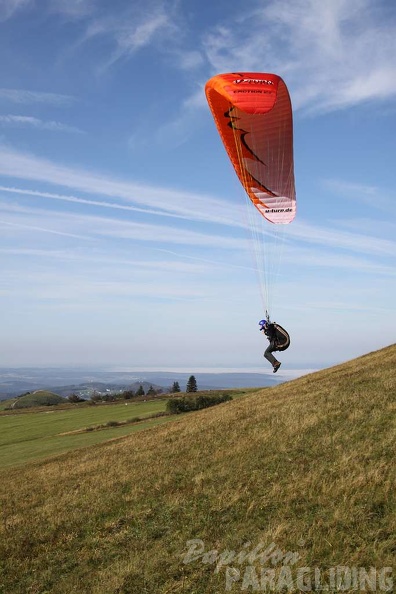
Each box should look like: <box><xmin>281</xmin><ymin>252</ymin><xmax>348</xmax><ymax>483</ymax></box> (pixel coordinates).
<box><xmin>0</xmin><ymin>389</ymin><xmax>252</xmax><ymax>469</ymax></box>
<box><xmin>0</xmin><ymin>399</ymin><xmax>170</xmax><ymax>468</ymax></box>
<box><xmin>0</xmin><ymin>347</ymin><xmax>394</xmax><ymax>593</ymax></box>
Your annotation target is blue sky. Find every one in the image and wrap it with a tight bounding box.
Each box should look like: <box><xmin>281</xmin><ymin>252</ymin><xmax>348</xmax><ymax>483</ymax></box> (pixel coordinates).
<box><xmin>0</xmin><ymin>0</ymin><xmax>395</xmax><ymax>374</ymax></box>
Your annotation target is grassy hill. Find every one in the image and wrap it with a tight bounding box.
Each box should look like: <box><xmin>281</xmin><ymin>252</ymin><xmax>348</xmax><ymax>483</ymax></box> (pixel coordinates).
<box><xmin>0</xmin><ymin>389</ymin><xmax>253</xmax><ymax>469</ymax></box>
<box><xmin>0</xmin><ymin>345</ymin><xmax>394</xmax><ymax>593</ymax></box>
<box><xmin>12</xmin><ymin>390</ymin><xmax>68</xmax><ymax>409</ymax></box>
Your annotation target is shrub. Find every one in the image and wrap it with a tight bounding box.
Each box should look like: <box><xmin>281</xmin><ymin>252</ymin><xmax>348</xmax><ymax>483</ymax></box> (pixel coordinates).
<box><xmin>166</xmin><ymin>393</ymin><xmax>232</xmax><ymax>414</ymax></box>
<box><xmin>68</xmin><ymin>393</ymin><xmax>85</xmax><ymax>403</ymax></box>
<box><xmin>122</xmin><ymin>390</ymin><xmax>135</xmax><ymax>400</ymax></box>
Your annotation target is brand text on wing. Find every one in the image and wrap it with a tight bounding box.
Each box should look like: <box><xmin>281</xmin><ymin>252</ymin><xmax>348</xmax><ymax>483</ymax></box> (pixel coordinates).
<box><xmin>234</xmin><ymin>79</ymin><xmax>275</xmax><ymax>85</ymax></box>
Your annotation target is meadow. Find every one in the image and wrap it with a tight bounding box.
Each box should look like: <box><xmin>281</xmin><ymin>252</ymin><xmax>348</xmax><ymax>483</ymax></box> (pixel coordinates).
<box><xmin>0</xmin><ymin>389</ymin><xmax>251</xmax><ymax>469</ymax></box>
<box><xmin>0</xmin><ymin>398</ymin><xmax>170</xmax><ymax>469</ymax></box>
<box><xmin>0</xmin><ymin>345</ymin><xmax>394</xmax><ymax>593</ymax></box>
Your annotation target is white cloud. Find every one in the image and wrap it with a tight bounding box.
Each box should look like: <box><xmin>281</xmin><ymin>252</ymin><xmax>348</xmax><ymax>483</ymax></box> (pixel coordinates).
<box><xmin>81</xmin><ymin>4</ymin><xmax>180</xmax><ymax>70</ymax></box>
<box><xmin>324</xmin><ymin>178</ymin><xmax>396</xmax><ymax>216</ymax></box>
<box><xmin>288</xmin><ymin>219</ymin><xmax>396</xmax><ymax>258</ymax></box>
<box><xmin>48</xmin><ymin>0</ymin><xmax>94</xmax><ymax>18</ymax></box>
<box><xmin>0</xmin><ymin>246</ymin><xmax>211</xmax><ymax>272</ymax></box>
<box><xmin>0</xmin><ymin>88</ymin><xmax>75</xmax><ymax>105</ymax></box>
<box><xmin>0</xmin><ymin>115</ymin><xmax>84</xmax><ymax>134</ymax></box>
<box><xmin>0</xmin><ymin>146</ymin><xmax>244</xmax><ymax>227</ymax></box>
<box><xmin>0</xmin><ymin>0</ymin><xmax>31</xmax><ymax>21</ymax></box>
<box><xmin>175</xmin><ymin>50</ymin><xmax>204</xmax><ymax>71</ymax></box>
<box><xmin>201</xmin><ymin>0</ymin><xmax>396</xmax><ymax>113</ymax></box>
<box><xmin>0</xmin><ymin>199</ymin><xmax>248</xmax><ymax>250</ymax></box>
<box><xmin>0</xmin><ymin>185</ymin><xmax>191</xmax><ymax>220</ymax></box>
<box><xmin>284</xmin><ymin>246</ymin><xmax>395</xmax><ymax>277</ymax></box>
<box><xmin>0</xmin><ymin>148</ymin><xmax>395</xmax><ymax>265</ymax></box>
<box><xmin>1</xmin><ymin>269</ymin><xmax>211</xmax><ymax>301</ymax></box>
<box><xmin>0</xmin><ymin>218</ymin><xmax>90</xmax><ymax>240</ymax></box>
<box><xmin>145</xmin><ymin>85</ymin><xmax>208</xmax><ymax>148</ymax></box>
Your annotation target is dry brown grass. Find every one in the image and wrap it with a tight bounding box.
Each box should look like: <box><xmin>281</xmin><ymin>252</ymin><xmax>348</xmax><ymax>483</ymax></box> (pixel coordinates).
<box><xmin>0</xmin><ymin>345</ymin><xmax>395</xmax><ymax>593</ymax></box>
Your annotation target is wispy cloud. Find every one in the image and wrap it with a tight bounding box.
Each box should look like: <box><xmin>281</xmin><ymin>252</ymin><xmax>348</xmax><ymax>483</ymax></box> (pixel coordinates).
<box><xmin>80</xmin><ymin>3</ymin><xmax>180</xmax><ymax>71</ymax></box>
<box><xmin>0</xmin><ymin>88</ymin><xmax>75</xmax><ymax>105</ymax></box>
<box><xmin>0</xmin><ymin>246</ymin><xmax>213</xmax><ymax>274</ymax></box>
<box><xmin>284</xmin><ymin>245</ymin><xmax>396</xmax><ymax>277</ymax></box>
<box><xmin>0</xmin><ymin>0</ymin><xmax>31</xmax><ymax>22</ymax></box>
<box><xmin>146</xmin><ymin>86</ymin><xmax>208</xmax><ymax>148</ymax></box>
<box><xmin>48</xmin><ymin>0</ymin><xmax>94</xmax><ymax>18</ymax></box>
<box><xmin>0</xmin><ymin>185</ymin><xmax>189</xmax><ymax>219</ymax></box>
<box><xmin>0</xmin><ymin>147</ymin><xmax>395</xmax><ymax>264</ymax></box>
<box><xmin>323</xmin><ymin>178</ymin><xmax>396</xmax><ymax>215</ymax></box>
<box><xmin>288</xmin><ymin>219</ymin><xmax>396</xmax><ymax>258</ymax></box>
<box><xmin>201</xmin><ymin>0</ymin><xmax>396</xmax><ymax>113</ymax></box>
<box><xmin>0</xmin><ymin>267</ymin><xmax>212</xmax><ymax>301</ymax></box>
<box><xmin>0</xmin><ymin>199</ymin><xmax>248</xmax><ymax>250</ymax></box>
<box><xmin>0</xmin><ymin>219</ymin><xmax>89</xmax><ymax>240</ymax></box>
<box><xmin>0</xmin><ymin>115</ymin><xmax>84</xmax><ymax>134</ymax></box>
<box><xmin>3</xmin><ymin>196</ymin><xmax>394</xmax><ymax>279</ymax></box>
<box><xmin>0</xmin><ymin>146</ymin><xmax>244</xmax><ymax>227</ymax></box>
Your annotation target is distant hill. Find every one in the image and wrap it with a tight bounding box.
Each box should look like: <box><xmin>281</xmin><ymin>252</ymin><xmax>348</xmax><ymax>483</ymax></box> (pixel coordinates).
<box><xmin>12</xmin><ymin>390</ymin><xmax>68</xmax><ymax>409</ymax></box>
<box><xmin>49</xmin><ymin>380</ymin><xmax>165</xmax><ymax>398</ymax></box>
<box><xmin>0</xmin><ymin>344</ymin><xmax>394</xmax><ymax>592</ymax></box>
<box><xmin>0</xmin><ymin>368</ymin><xmax>283</xmax><ymax>399</ymax></box>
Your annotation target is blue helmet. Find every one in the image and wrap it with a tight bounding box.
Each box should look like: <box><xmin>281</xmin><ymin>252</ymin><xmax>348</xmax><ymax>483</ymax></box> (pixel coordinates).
<box><xmin>259</xmin><ymin>319</ymin><xmax>267</xmax><ymax>330</ymax></box>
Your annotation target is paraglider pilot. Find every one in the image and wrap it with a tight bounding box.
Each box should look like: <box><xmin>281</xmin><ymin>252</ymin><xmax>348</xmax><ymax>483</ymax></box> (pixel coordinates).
<box><xmin>259</xmin><ymin>319</ymin><xmax>290</xmax><ymax>373</ymax></box>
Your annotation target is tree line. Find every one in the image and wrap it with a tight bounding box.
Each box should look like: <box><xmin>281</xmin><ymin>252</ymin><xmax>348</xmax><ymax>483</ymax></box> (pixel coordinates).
<box><xmin>67</xmin><ymin>375</ymin><xmax>199</xmax><ymax>403</ymax></box>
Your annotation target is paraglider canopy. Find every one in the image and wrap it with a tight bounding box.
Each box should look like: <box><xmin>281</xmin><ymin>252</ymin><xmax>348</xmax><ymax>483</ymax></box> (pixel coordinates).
<box><xmin>205</xmin><ymin>72</ymin><xmax>296</xmax><ymax>224</ymax></box>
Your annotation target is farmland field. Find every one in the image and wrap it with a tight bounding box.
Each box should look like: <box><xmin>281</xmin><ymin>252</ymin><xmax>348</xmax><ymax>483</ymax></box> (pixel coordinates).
<box><xmin>0</xmin><ymin>399</ymin><xmax>171</xmax><ymax>468</ymax></box>
<box><xmin>0</xmin><ymin>389</ymin><xmax>251</xmax><ymax>469</ymax></box>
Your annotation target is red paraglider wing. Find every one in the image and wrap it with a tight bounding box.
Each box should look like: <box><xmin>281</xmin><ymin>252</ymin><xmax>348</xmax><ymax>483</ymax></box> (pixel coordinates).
<box><xmin>205</xmin><ymin>72</ymin><xmax>296</xmax><ymax>224</ymax></box>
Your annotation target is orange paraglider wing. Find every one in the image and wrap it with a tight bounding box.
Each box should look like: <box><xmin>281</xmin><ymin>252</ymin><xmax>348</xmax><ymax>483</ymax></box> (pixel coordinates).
<box><xmin>205</xmin><ymin>72</ymin><xmax>296</xmax><ymax>224</ymax></box>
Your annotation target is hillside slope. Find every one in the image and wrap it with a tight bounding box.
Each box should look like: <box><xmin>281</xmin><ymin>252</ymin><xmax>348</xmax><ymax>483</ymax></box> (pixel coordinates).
<box><xmin>11</xmin><ymin>390</ymin><xmax>67</xmax><ymax>409</ymax></box>
<box><xmin>0</xmin><ymin>345</ymin><xmax>395</xmax><ymax>593</ymax></box>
